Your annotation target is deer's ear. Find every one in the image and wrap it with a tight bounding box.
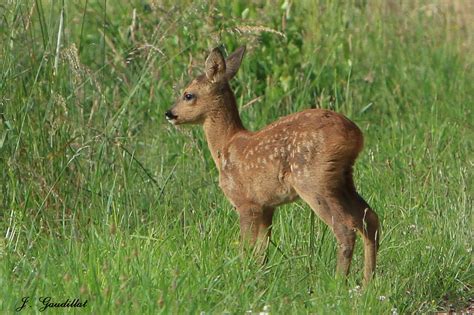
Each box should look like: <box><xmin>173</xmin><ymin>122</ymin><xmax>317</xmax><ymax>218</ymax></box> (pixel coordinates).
<box><xmin>205</xmin><ymin>48</ymin><xmax>226</xmax><ymax>83</ymax></box>
<box><xmin>225</xmin><ymin>46</ymin><xmax>246</xmax><ymax>80</ymax></box>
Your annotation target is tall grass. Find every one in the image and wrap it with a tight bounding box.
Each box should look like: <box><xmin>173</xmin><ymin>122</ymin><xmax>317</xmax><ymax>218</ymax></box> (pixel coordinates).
<box><xmin>1</xmin><ymin>0</ymin><xmax>472</xmax><ymax>313</ymax></box>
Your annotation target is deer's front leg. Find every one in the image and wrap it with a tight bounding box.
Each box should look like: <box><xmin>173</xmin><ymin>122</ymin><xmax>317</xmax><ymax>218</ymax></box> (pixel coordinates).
<box><xmin>237</xmin><ymin>205</ymin><xmax>274</xmax><ymax>260</ymax></box>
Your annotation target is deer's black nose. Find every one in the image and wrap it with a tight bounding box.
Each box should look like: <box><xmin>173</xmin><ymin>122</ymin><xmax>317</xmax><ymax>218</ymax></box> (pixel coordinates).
<box><xmin>165</xmin><ymin>110</ymin><xmax>177</xmax><ymax>120</ymax></box>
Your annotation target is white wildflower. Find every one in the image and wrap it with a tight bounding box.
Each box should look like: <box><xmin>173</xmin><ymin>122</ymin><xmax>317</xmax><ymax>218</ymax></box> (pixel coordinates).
<box><xmin>259</xmin><ymin>304</ymin><xmax>270</xmax><ymax>315</ymax></box>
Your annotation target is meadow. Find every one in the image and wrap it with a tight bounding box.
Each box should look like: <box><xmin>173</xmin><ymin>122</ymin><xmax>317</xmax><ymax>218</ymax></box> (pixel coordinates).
<box><xmin>0</xmin><ymin>0</ymin><xmax>472</xmax><ymax>313</ymax></box>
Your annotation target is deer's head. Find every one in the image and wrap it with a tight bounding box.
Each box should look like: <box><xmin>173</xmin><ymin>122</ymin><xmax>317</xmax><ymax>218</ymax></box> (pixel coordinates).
<box><xmin>165</xmin><ymin>46</ymin><xmax>246</xmax><ymax>125</ymax></box>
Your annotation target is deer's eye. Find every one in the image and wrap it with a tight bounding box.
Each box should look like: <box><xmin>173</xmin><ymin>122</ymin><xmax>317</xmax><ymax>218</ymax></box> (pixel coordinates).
<box><xmin>184</xmin><ymin>93</ymin><xmax>195</xmax><ymax>101</ymax></box>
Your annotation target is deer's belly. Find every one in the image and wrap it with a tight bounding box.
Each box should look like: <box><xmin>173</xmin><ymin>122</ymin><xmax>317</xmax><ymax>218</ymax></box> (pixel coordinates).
<box><xmin>219</xmin><ymin>168</ymin><xmax>299</xmax><ymax>208</ymax></box>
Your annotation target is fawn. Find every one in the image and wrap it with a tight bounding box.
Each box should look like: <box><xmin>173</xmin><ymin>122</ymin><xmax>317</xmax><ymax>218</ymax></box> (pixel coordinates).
<box><xmin>165</xmin><ymin>46</ymin><xmax>380</xmax><ymax>284</ymax></box>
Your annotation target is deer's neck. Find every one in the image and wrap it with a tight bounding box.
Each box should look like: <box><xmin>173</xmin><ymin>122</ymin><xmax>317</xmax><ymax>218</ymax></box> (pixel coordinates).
<box><xmin>203</xmin><ymin>91</ymin><xmax>245</xmax><ymax>171</ymax></box>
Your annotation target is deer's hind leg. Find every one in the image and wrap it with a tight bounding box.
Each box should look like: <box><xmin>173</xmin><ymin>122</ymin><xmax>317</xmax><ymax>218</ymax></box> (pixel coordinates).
<box><xmin>348</xmin><ymin>192</ymin><xmax>379</xmax><ymax>284</ymax></box>
<box><xmin>293</xmin><ymin>175</ymin><xmax>379</xmax><ymax>284</ymax></box>
<box><xmin>294</xmin><ymin>188</ymin><xmax>357</xmax><ymax>277</ymax></box>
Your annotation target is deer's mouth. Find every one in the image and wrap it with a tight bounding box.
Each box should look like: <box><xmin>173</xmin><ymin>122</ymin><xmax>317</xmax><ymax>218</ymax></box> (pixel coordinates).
<box><xmin>166</xmin><ymin>117</ymin><xmax>177</xmax><ymax>125</ymax></box>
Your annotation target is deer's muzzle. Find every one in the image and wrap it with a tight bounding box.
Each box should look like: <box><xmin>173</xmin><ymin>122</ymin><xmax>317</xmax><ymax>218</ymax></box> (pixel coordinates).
<box><xmin>165</xmin><ymin>110</ymin><xmax>178</xmax><ymax>123</ymax></box>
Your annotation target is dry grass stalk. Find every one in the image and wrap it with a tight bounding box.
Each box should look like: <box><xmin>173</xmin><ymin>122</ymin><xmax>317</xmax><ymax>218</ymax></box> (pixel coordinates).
<box><xmin>233</xmin><ymin>25</ymin><xmax>286</xmax><ymax>39</ymax></box>
<box><xmin>241</xmin><ymin>96</ymin><xmax>264</xmax><ymax>110</ymax></box>
<box><xmin>62</xmin><ymin>43</ymin><xmax>101</xmax><ymax>93</ymax></box>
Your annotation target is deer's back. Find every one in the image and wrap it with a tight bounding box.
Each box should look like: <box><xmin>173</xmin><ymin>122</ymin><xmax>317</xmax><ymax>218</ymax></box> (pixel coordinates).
<box><xmin>239</xmin><ymin>108</ymin><xmax>363</xmax><ymax>159</ymax></box>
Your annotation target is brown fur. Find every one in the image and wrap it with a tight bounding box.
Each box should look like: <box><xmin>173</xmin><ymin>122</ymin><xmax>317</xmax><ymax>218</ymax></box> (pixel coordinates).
<box><xmin>166</xmin><ymin>47</ymin><xmax>380</xmax><ymax>284</ymax></box>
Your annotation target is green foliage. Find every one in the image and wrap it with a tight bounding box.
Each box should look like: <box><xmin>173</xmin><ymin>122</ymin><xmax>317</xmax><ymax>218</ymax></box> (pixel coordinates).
<box><xmin>1</xmin><ymin>0</ymin><xmax>472</xmax><ymax>313</ymax></box>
